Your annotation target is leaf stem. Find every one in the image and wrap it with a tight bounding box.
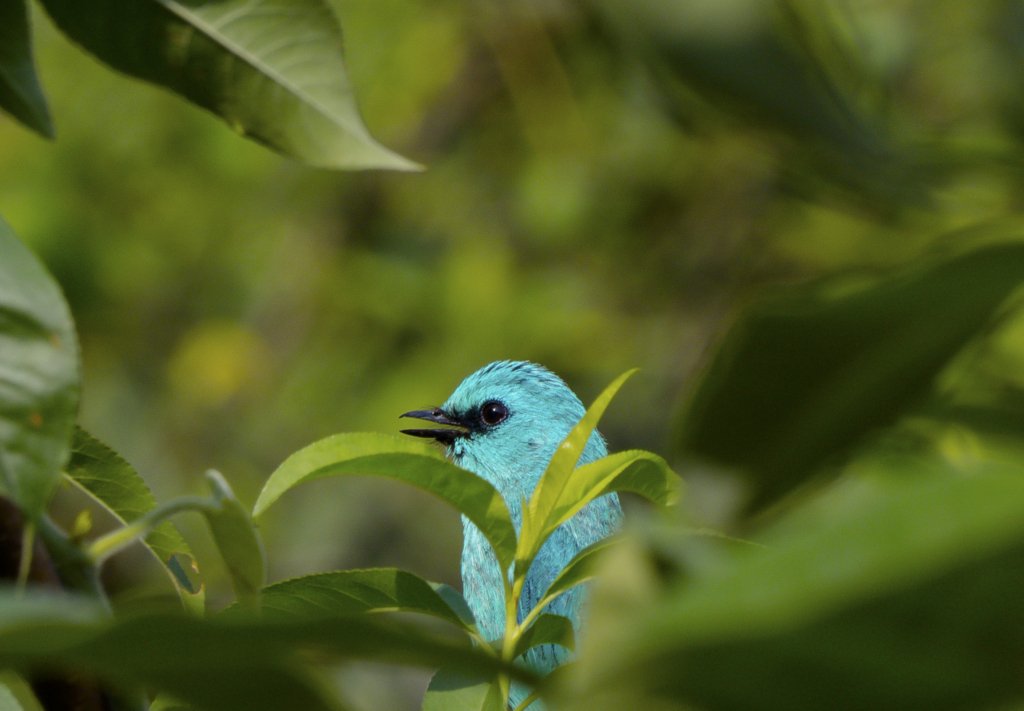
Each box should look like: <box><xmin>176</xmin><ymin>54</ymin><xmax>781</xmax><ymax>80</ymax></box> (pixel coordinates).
<box><xmin>15</xmin><ymin>520</ymin><xmax>35</xmax><ymax>595</ymax></box>
<box><xmin>86</xmin><ymin>496</ymin><xmax>214</xmax><ymax>564</ymax></box>
<box><xmin>512</xmin><ymin>689</ymin><xmax>540</xmax><ymax>711</ymax></box>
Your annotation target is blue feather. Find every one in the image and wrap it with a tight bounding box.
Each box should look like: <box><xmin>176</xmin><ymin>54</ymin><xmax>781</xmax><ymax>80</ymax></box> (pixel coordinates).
<box><xmin>437</xmin><ymin>361</ymin><xmax>623</xmax><ymax>709</ymax></box>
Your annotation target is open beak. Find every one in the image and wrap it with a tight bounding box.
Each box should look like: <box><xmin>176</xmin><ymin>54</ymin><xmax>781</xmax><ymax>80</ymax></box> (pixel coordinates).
<box><xmin>400</xmin><ymin>408</ymin><xmax>469</xmax><ymax>446</ymax></box>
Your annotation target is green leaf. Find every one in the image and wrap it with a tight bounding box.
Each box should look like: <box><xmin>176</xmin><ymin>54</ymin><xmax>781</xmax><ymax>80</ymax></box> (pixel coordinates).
<box><xmin>422</xmin><ymin>669</ymin><xmax>504</xmax><ymax>711</ymax></box>
<box><xmin>539</xmin><ymin>537</ymin><xmax>617</xmax><ymax>606</ymax></box>
<box><xmin>224</xmin><ymin>569</ymin><xmax>477</xmax><ymax>635</ymax></box>
<box><xmin>675</xmin><ymin>243</ymin><xmax>1024</xmax><ymax>513</ymax></box>
<box><xmin>517</xmin><ymin>370</ymin><xmax>636</xmax><ymax>580</ymax></box>
<box><xmin>512</xmin><ymin>613</ymin><xmax>574</xmax><ymax>661</ymax></box>
<box><xmin>534</xmin><ymin>450</ymin><xmax>679</xmax><ymax>554</ymax></box>
<box><xmin>578</xmin><ymin>467</ymin><xmax>1024</xmax><ymax>711</ymax></box>
<box><xmin>0</xmin><ymin>590</ymin><xmax>535</xmax><ymax>711</ymax></box>
<box><xmin>0</xmin><ymin>0</ymin><xmax>54</xmax><ymax>139</ymax></box>
<box><xmin>432</xmin><ymin>584</ymin><xmax>477</xmax><ymax>628</ymax></box>
<box><xmin>38</xmin><ymin>0</ymin><xmax>419</xmax><ymax>171</ymax></box>
<box><xmin>0</xmin><ymin>681</ymin><xmax>23</xmax><ymax>711</ymax></box>
<box><xmin>64</xmin><ymin>427</ymin><xmax>202</xmax><ymax>610</ymax></box>
<box><xmin>202</xmin><ymin>471</ymin><xmax>265</xmax><ymax>612</ymax></box>
<box><xmin>253</xmin><ymin>433</ymin><xmax>517</xmax><ymax>572</ymax></box>
<box><xmin>0</xmin><ymin>216</ymin><xmax>79</xmax><ymax>520</ymax></box>
<box><xmin>0</xmin><ymin>674</ymin><xmax>40</xmax><ymax>711</ymax></box>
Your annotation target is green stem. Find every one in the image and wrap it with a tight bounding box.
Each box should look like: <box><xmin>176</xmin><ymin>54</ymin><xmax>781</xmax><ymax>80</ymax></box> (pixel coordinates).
<box><xmin>15</xmin><ymin>519</ymin><xmax>35</xmax><ymax>595</ymax></box>
<box><xmin>86</xmin><ymin>496</ymin><xmax>214</xmax><ymax>564</ymax></box>
<box><xmin>512</xmin><ymin>689</ymin><xmax>540</xmax><ymax>711</ymax></box>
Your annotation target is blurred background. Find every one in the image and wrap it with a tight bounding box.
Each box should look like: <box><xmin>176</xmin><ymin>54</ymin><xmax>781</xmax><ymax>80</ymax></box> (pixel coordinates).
<box><xmin>7</xmin><ymin>0</ymin><xmax>1024</xmax><ymax>707</ymax></box>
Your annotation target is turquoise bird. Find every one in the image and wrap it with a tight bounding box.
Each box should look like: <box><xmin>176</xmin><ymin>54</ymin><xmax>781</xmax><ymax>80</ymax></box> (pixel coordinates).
<box><xmin>402</xmin><ymin>361</ymin><xmax>622</xmax><ymax>709</ymax></box>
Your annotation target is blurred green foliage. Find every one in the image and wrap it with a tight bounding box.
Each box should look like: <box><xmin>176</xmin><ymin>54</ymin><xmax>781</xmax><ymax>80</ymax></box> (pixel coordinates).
<box><xmin>8</xmin><ymin>0</ymin><xmax>1024</xmax><ymax>707</ymax></box>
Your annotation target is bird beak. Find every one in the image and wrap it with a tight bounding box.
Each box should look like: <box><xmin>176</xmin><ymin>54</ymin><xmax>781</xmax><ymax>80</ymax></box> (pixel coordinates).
<box><xmin>399</xmin><ymin>408</ymin><xmax>469</xmax><ymax>446</ymax></box>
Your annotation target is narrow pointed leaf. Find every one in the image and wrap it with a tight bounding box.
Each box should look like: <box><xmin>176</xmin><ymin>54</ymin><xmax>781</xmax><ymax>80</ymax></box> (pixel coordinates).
<box><xmin>203</xmin><ymin>470</ymin><xmax>265</xmax><ymax>612</ymax></box>
<box><xmin>0</xmin><ymin>0</ymin><xmax>53</xmax><ymax>139</ymax></box>
<box><xmin>539</xmin><ymin>537</ymin><xmax>617</xmax><ymax>606</ymax></box>
<box><xmin>432</xmin><ymin>584</ymin><xmax>478</xmax><ymax>628</ymax></box>
<box><xmin>223</xmin><ymin>569</ymin><xmax>476</xmax><ymax>635</ymax></box>
<box><xmin>38</xmin><ymin>0</ymin><xmax>419</xmax><ymax>170</ymax></box>
<box><xmin>253</xmin><ymin>433</ymin><xmax>516</xmax><ymax>572</ymax></box>
<box><xmin>422</xmin><ymin>669</ymin><xmax>504</xmax><ymax>711</ymax></box>
<box><xmin>512</xmin><ymin>613</ymin><xmax>575</xmax><ymax>661</ymax></box>
<box><xmin>517</xmin><ymin>370</ymin><xmax>637</xmax><ymax>576</ymax></box>
<box><xmin>0</xmin><ymin>216</ymin><xmax>79</xmax><ymax>520</ymax></box>
<box><xmin>536</xmin><ymin>451</ymin><xmax>680</xmax><ymax>546</ymax></box>
<box><xmin>65</xmin><ymin>427</ymin><xmax>202</xmax><ymax>610</ymax></box>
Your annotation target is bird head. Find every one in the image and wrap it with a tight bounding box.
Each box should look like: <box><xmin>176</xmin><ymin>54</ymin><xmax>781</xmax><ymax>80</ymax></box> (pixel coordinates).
<box><xmin>401</xmin><ymin>361</ymin><xmax>607</xmax><ymax>488</ymax></box>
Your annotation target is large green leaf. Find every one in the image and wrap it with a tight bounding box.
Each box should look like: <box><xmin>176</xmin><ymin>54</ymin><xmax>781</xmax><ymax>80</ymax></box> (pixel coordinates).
<box><xmin>253</xmin><ymin>433</ymin><xmax>517</xmax><ymax>572</ymax></box>
<box><xmin>65</xmin><ymin>427</ymin><xmax>202</xmax><ymax>611</ymax></box>
<box><xmin>38</xmin><ymin>0</ymin><xmax>419</xmax><ymax>171</ymax></box>
<box><xmin>0</xmin><ymin>0</ymin><xmax>54</xmax><ymax>139</ymax></box>
<box><xmin>675</xmin><ymin>243</ymin><xmax>1024</xmax><ymax>513</ymax></box>
<box><xmin>203</xmin><ymin>471</ymin><xmax>264</xmax><ymax>612</ymax></box>
<box><xmin>516</xmin><ymin>370</ymin><xmax>636</xmax><ymax>581</ymax></box>
<box><xmin>0</xmin><ymin>216</ymin><xmax>79</xmax><ymax>519</ymax></box>
<box><xmin>0</xmin><ymin>590</ymin><xmax>533</xmax><ymax>711</ymax></box>
<box><xmin>575</xmin><ymin>467</ymin><xmax>1024</xmax><ymax>711</ymax></box>
<box><xmin>224</xmin><ymin>569</ymin><xmax>477</xmax><ymax>636</ymax></box>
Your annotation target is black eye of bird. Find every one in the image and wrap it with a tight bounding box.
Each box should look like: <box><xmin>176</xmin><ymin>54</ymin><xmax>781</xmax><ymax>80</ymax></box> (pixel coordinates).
<box><xmin>480</xmin><ymin>401</ymin><xmax>509</xmax><ymax>427</ymax></box>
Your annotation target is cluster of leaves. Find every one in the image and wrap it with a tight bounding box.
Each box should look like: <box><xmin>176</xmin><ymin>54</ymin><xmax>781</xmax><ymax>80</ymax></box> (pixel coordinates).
<box><xmin>0</xmin><ymin>204</ymin><xmax>676</xmax><ymax>711</ymax></box>
<box><xmin>5</xmin><ymin>1</ymin><xmax>1024</xmax><ymax>711</ymax></box>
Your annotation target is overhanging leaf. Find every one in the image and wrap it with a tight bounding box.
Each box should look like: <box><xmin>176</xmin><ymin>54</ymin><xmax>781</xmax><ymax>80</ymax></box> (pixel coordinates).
<box><xmin>202</xmin><ymin>471</ymin><xmax>265</xmax><ymax>612</ymax></box>
<box><xmin>39</xmin><ymin>0</ymin><xmax>419</xmax><ymax>170</ymax></box>
<box><xmin>517</xmin><ymin>370</ymin><xmax>636</xmax><ymax>580</ymax></box>
<box><xmin>0</xmin><ymin>0</ymin><xmax>54</xmax><ymax>139</ymax></box>
<box><xmin>675</xmin><ymin>243</ymin><xmax>1024</xmax><ymax>513</ymax></box>
<box><xmin>253</xmin><ymin>433</ymin><xmax>516</xmax><ymax>572</ymax></box>
<box><xmin>0</xmin><ymin>215</ymin><xmax>79</xmax><ymax>520</ymax></box>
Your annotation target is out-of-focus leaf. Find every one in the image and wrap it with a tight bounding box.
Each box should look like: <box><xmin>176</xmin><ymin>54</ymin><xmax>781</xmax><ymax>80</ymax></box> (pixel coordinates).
<box><xmin>534</xmin><ymin>451</ymin><xmax>679</xmax><ymax>551</ymax></box>
<box><xmin>223</xmin><ymin>569</ymin><xmax>477</xmax><ymax>635</ymax></box>
<box><xmin>0</xmin><ymin>589</ymin><xmax>534</xmax><ymax>711</ymax></box>
<box><xmin>38</xmin><ymin>0</ymin><xmax>419</xmax><ymax>171</ymax></box>
<box><xmin>513</xmin><ymin>613</ymin><xmax>574</xmax><ymax>661</ymax></box>
<box><xmin>65</xmin><ymin>427</ymin><xmax>202</xmax><ymax>610</ymax></box>
<box><xmin>422</xmin><ymin>669</ymin><xmax>503</xmax><ymax>711</ymax></box>
<box><xmin>0</xmin><ymin>674</ymin><xmax>39</xmax><ymax>711</ymax></box>
<box><xmin>0</xmin><ymin>0</ymin><xmax>53</xmax><ymax>139</ymax></box>
<box><xmin>0</xmin><ymin>216</ymin><xmax>79</xmax><ymax>520</ymax></box>
<box><xmin>517</xmin><ymin>370</ymin><xmax>636</xmax><ymax>581</ymax></box>
<box><xmin>202</xmin><ymin>471</ymin><xmax>265</xmax><ymax>612</ymax></box>
<box><xmin>675</xmin><ymin>243</ymin><xmax>1024</xmax><ymax>513</ymax></box>
<box><xmin>575</xmin><ymin>467</ymin><xmax>1024</xmax><ymax>711</ymax></box>
<box><xmin>590</xmin><ymin>0</ymin><xmax>915</xmax><ymax>205</ymax></box>
<box><xmin>0</xmin><ymin>680</ymin><xmax>23</xmax><ymax>711</ymax></box>
<box><xmin>539</xmin><ymin>538</ymin><xmax>617</xmax><ymax>606</ymax></box>
<box><xmin>253</xmin><ymin>433</ymin><xmax>517</xmax><ymax>572</ymax></box>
